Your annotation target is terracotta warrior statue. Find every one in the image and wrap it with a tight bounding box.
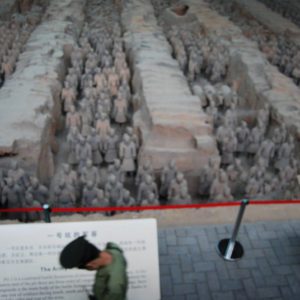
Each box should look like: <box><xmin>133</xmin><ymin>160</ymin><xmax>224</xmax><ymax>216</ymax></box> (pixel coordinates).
<box><xmin>82</xmin><ymin>180</ymin><xmax>104</xmax><ymax>208</ymax></box>
<box><xmin>168</xmin><ymin>172</ymin><xmax>188</xmax><ymax>202</ymax></box>
<box><xmin>209</xmin><ymin>170</ymin><xmax>233</xmax><ymax>202</ymax></box>
<box><xmin>103</xmin><ymin>128</ymin><xmax>119</xmax><ymax>164</ymax></box>
<box><xmin>119</xmin><ymin>133</ymin><xmax>137</xmax><ymax>176</ymax></box>
<box><xmin>87</xmin><ymin>128</ymin><xmax>102</xmax><ymax>165</ymax></box>
<box><xmin>54</xmin><ymin>181</ymin><xmax>76</xmax><ymax>209</ymax></box>
<box><xmin>80</xmin><ymin>159</ymin><xmax>100</xmax><ymax>186</ymax></box>
<box><xmin>104</xmin><ymin>174</ymin><xmax>124</xmax><ymax>207</ymax></box>
<box><xmin>24</xmin><ymin>191</ymin><xmax>42</xmax><ymax>222</ymax></box>
<box><xmin>27</xmin><ymin>177</ymin><xmax>49</xmax><ymax>205</ymax></box>
<box><xmin>66</xmin><ymin>105</ymin><xmax>81</xmax><ymax>130</ymax></box>
<box><xmin>137</xmin><ymin>174</ymin><xmax>158</xmax><ymax>206</ymax></box>
<box><xmin>160</xmin><ymin>159</ymin><xmax>178</xmax><ymax>199</ymax></box>
<box><xmin>135</xmin><ymin>158</ymin><xmax>154</xmax><ymax>186</ymax></box>
<box><xmin>198</xmin><ymin>158</ymin><xmax>219</xmax><ymax>197</ymax></box>
<box><xmin>113</xmin><ymin>94</ymin><xmax>128</xmax><ymax>125</ymax></box>
<box><xmin>140</xmin><ymin>191</ymin><xmax>159</xmax><ymax>207</ymax></box>
<box><xmin>1</xmin><ymin>177</ymin><xmax>23</xmax><ymax>220</ymax></box>
<box><xmin>172</xmin><ymin>186</ymin><xmax>192</xmax><ymax>205</ymax></box>
<box><xmin>61</xmin><ymin>81</ymin><xmax>76</xmax><ymax>113</ymax></box>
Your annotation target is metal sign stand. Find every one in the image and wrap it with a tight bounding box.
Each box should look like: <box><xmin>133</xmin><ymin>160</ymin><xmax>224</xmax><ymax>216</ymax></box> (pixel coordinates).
<box><xmin>216</xmin><ymin>199</ymin><xmax>249</xmax><ymax>261</ymax></box>
<box><xmin>43</xmin><ymin>204</ymin><xmax>52</xmax><ymax>223</ymax></box>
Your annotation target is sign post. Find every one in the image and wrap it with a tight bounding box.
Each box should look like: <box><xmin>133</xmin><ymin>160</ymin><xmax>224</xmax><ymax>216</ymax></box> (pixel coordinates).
<box><xmin>216</xmin><ymin>199</ymin><xmax>249</xmax><ymax>261</ymax></box>
<box><xmin>42</xmin><ymin>204</ymin><xmax>51</xmax><ymax>223</ymax></box>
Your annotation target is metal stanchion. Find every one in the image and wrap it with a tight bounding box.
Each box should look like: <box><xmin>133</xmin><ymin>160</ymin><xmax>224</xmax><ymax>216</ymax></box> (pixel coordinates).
<box><xmin>43</xmin><ymin>204</ymin><xmax>52</xmax><ymax>223</ymax></box>
<box><xmin>216</xmin><ymin>199</ymin><xmax>249</xmax><ymax>261</ymax></box>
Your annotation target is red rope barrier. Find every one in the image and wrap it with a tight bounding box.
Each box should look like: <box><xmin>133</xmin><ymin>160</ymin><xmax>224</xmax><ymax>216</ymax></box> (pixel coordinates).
<box><xmin>0</xmin><ymin>200</ymin><xmax>299</xmax><ymax>213</ymax></box>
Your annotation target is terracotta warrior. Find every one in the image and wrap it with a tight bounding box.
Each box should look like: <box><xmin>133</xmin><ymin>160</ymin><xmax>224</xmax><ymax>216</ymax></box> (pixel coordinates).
<box><xmin>67</xmin><ymin>127</ymin><xmax>81</xmax><ymax>165</ymax></box>
<box><xmin>103</xmin><ymin>128</ymin><xmax>119</xmax><ymax>163</ymax></box>
<box><xmin>172</xmin><ymin>186</ymin><xmax>192</xmax><ymax>205</ymax></box>
<box><xmin>257</xmin><ymin>103</ymin><xmax>270</xmax><ymax>128</ymax></box>
<box><xmin>209</xmin><ymin>170</ymin><xmax>233</xmax><ymax>202</ymax></box>
<box><xmin>279</xmin><ymin>164</ymin><xmax>297</xmax><ymax>190</ymax></box>
<box><xmin>104</xmin><ymin>174</ymin><xmax>123</xmax><ymax>207</ymax></box>
<box><xmin>250</xmin><ymin>157</ymin><xmax>266</xmax><ymax>183</ymax></box>
<box><xmin>1</xmin><ymin>55</ymin><xmax>13</xmax><ymax>79</ymax></box>
<box><xmin>80</xmin><ymin>105</ymin><xmax>93</xmax><ymax>138</ymax></box>
<box><xmin>247</xmin><ymin>124</ymin><xmax>264</xmax><ymax>157</ymax></box>
<box><xmin>223</xmin><ymin>103</ymin><xmax>237</xmax><ymax>128</ymax></box>
<box><xmin>96</xmin><ymin>112</ymin><xmax>111</xmax><ymax>143</ymax></box>
<box><xmin>82</xmin><ymin>181</ymin><xmax>104</xmax><ymax>208</ymax></box>
<box><xmin>113</xmin><ymin>94</ymin><xmax>128</xmax><ymax>124</ymax></box>
<box><xmin>216</xmin><ymin>120</ymin><xmax>232</xmax><ymax>149</ymax></box>
<box><xmin>245</xmin><ymin>177</ymin><xmax>260</xmax><ymax>199</ymax></box>
<box><xmin>236</xmin><ymin>121</ymin><xmax>250</xmax><ymax>154</ymax></box>
<box><xmin>255</xmin><ymin>139</ymin><xmax>275</xmax><ymax>168</ymax></box>
<box><xmin>188</xmin><ymin>48</ymin><xmax>199</xmax><ymax>82</ymax></box>
<box><xmin>119</xmin><ymin>62</ymin><xmax>130</xmax><ymax>84</ymax></box>
<box><xmin>108</xmin><ymin>67</ymin><xmax>120</xmax><ymax>96</ymax></box>
<box><xmin>8</xmin><ymin>161</ymin><xmax>28</xmax><ymax>188</ymax></box>
<box><xmin>66</xmin><ymin>105</ymin><xmax>81</xmax><ymax>130</ymax></box>
<box><xmin>125</xmin><ymin>126</ymin><xmax>139</xmax><ymax>149</ymax></box>
<box><xmin>0</xmin><ymin>169</ymin><xmax>4</xmax><ymax>202</ymax></box>
<box><xmin>137</xmin><ymin>174</ymin><xmax>158</xmax><ymax>206</ymax></box>
<box><xmin>204</xmin><ymin>84</ymin><xmax>216</xmax><ymax>106</ymax></box>
<box><xmin>1</xmin><ymin>177</ymin><xmax>23</xmax><ymax>220</ymax></box>
<box><xmin>160</xmin><ymin>159</ymin><xmax>178</xmax><ymax>199</ymax></box>
<box><xmin>168</xmin><ymin>172</ymin><xmax>188</xmax><ymax>202</ymax></box>
<box><xmin>119</xmin><ymin>134</ymin><xmax>137</xmax><ymax>175</ymax></box>
<box><xmin>24</xmin><ymin>191</ymin><xmax>42</xmax><ymax>222</ymax></box>
<box><xmin>119</xmin><ymin>189</ymin><xmax>136</xmax><ymax>207</ymax></box>
<box><xmin>80</xmin><ymin>159</ymin><xmax>100</xmax><ymax>186</ymax></box>
<box><xmin>275</xmin><ymin>135</ymin><xmax>295</xmax><ymax>171</ymax></box>
<box><xmin>135</xmin><ymin>158</ymin><xmax>154</xmax><ymax>186</ymax></box>
<box><xmin>118</xmin><ymin>79</ymin><xmax>131</xmax><ymax>103</ymax></box>
<box><xmin>272</xmin><ymin>127</ymin><xmax>283</xmax><ymax>156</ymax></box>
<box><xmin>140</xmin><ymin>191</ymin><xmax>159</xmax><ymax>207</ymax></box>
<box><xmin>226</xmin><ymin>159</ymin><xmax>248</xmax><ymax>196</ymax></box>
<box><xmin>94</xmin><ymin>69</ymin><xmax>106</xmax><ymax>91</ymax></box>
<box><xmin>58</xmin><ymin>164</ymin><xmax>78</xmax><ymax>194</ymax></box>
<box><xmin>206</xmin><ymin>100</ymin><xmax>219</xmax><ymax>128</ymax></box>
<box><xmin>54</xmin><ymin>181</ymin><xmax>76</xmax><ymax>209</ymax></box>
<box><xmin>61</xmin><ymin>81</ymin><xmax>76</xmax><ymax>113</ymax></box>
<box><xmin>27</xmin><ymin>177</ymin><xmax>49</xmax><ymax>205</ymax></box>
<box><xmin>83</xmin><ymin>80</ymin><xmax>97</xmax><ymax>100</ymax></box>
<box><xmin>108</xmin><ymin>159</ymin><xmax>125</xmax><ymax>183</ymax></box>
<box><xmin>103</xmin><ymin>98</ymin><xmax>112</xmax><ymax>116</ymax></box>
<box><xmin>87</xmin><ymin>128</ymin><xmax>102</xmax><ymax>165</ymax></box>
<box><xmin>220</xmin><ymin>133</ymin><xmax>237</xmax><ymax>166</ymax></box>
<box><xmin>76</xmin><ymin>137</ymin><xmax>92</xmax><ymax>171</ymax></box>
<box><xmin>198</xmin><ymin>158</ymin><xmax>219</xmax><ymax>197</ymax></box>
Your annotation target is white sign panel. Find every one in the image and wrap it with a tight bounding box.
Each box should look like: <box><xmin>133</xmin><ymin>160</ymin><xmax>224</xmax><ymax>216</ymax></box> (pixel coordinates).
<box><xmin>0</xmin><ymin>219</ymin><xmax>160</xmax><ymax>300</ymax></box>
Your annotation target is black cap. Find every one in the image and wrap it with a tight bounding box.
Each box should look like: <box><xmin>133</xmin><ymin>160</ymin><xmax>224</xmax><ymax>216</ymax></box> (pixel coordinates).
<box><xmin>59</xmin><ymin>236</ymin><xmax>100</xmax><ymax>269</ymax></box>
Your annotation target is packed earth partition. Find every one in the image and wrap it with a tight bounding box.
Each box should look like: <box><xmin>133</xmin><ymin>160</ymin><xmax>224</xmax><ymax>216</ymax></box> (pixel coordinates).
<box><xmin>0</xmin><ymin>0</ymin><xmax>86</xmax><ymax>181</ymax></box>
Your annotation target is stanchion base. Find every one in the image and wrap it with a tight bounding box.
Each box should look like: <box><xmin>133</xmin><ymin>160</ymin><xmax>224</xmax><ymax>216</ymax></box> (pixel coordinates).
<box><xmin>216</xmin><ymin>239</ymin><xmax>244</xmax><ymax>261</ymax></box>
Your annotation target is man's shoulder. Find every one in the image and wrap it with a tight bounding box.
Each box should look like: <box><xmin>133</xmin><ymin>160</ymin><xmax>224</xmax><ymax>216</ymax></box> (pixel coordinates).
<box><xmin>105</xmin><ymin>243</ymin><xmax>127</xmax><ymax>267</ymax></box>
<box><xmin>105</xmin><ymin>242</ymin><xmax>124</xmax><ymax>254</ymax></box>
<box><xmin>100</xmin><ymin>242</ymin><xmax>127</xmax><ymax>284</ymax></box>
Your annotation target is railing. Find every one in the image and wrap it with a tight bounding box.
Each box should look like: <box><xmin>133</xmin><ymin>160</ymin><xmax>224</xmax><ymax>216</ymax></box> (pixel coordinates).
<box><xmin>0</xmin><ymin>199</ymin><xmax>299</xmax><ymax>214</ymax></box>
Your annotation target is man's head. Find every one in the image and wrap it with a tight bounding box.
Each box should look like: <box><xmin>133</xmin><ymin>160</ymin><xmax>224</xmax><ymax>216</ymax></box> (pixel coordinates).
<box><xmin>60</xmin><ymin>236</ymin><xmax>101</xmax><ymax>270</ymax></box>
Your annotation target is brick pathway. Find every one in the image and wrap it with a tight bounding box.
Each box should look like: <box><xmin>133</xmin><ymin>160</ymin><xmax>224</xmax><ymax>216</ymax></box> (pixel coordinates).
<box><xmin>158</xmin><ymin>220</ymin><xmax>300</xmax><ymax>299</ymax></box>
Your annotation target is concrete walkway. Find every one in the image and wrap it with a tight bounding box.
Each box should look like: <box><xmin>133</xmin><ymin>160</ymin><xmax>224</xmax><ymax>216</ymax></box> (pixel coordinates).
<box><xmin>158</xmin><ymin>220</ymin><xmax>300</xmax><ymax>299</ymax></box>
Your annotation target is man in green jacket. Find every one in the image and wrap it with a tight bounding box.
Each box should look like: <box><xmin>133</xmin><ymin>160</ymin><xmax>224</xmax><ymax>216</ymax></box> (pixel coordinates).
<box><xmin>60</xmin><ymin>236</ymin><xmax>128</xmax><ymax>300</ymax></box>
